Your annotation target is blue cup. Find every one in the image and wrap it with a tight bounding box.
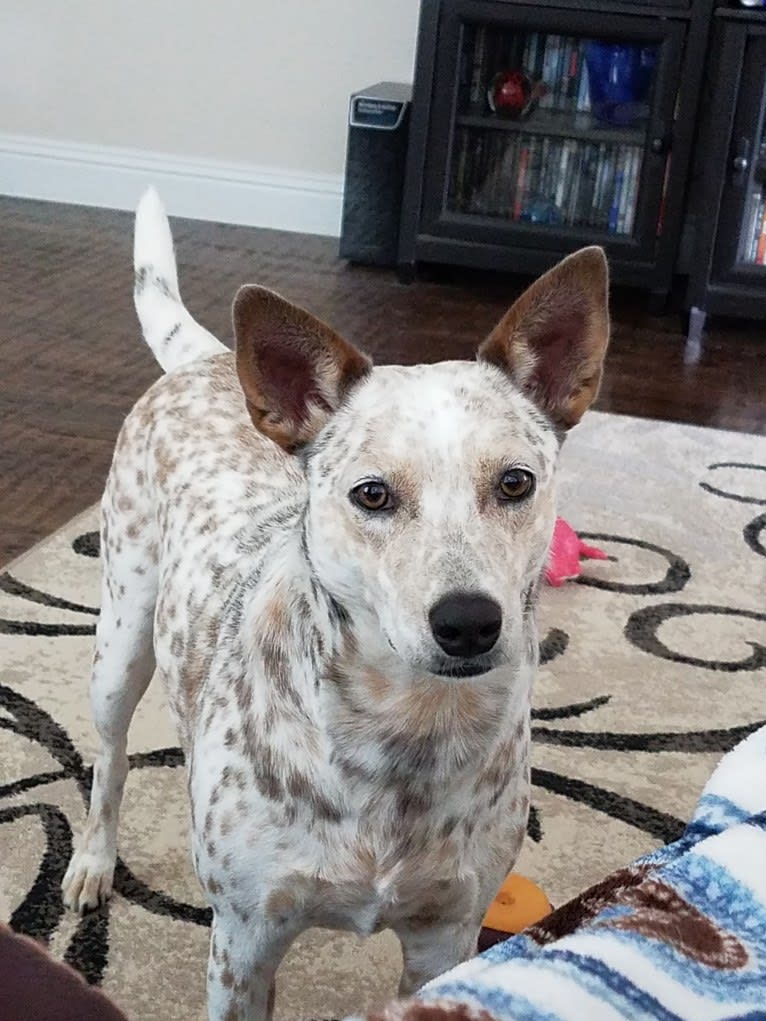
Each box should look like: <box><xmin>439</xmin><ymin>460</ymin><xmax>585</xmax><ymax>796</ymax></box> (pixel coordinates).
<box><xmin>584</xmin><ymin>42</ymin><xmax>656</xmax><ymax>126</ymax></box>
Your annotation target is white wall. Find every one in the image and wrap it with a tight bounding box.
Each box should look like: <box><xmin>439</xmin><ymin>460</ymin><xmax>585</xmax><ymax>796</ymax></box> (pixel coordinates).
<box><xmin>0</xmin><ymin>1</ymin><xmax>420</xmax><ymax>233</ymax></box>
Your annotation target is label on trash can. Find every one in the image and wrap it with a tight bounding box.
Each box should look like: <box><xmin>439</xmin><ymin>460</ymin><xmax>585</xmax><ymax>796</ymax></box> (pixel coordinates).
<box><xmin>350</xmin><ymin>97</ymin><xmax>406</xmax><ymax>131</ymax></box>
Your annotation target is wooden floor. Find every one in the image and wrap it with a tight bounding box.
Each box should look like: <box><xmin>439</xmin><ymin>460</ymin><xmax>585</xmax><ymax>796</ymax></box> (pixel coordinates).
<box><xmin>1</xmin><ymin>195</ymin><xmax>764</xmax><ymax>565</ymax></box>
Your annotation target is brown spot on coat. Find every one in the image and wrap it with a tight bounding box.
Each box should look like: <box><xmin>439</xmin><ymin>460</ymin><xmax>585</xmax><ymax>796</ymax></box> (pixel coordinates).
<box><xmin>265</xmin><ymin>888</ymin><xmax>296</xmax><ymax>920</ymax></box>
<box><xmin>155</xmin><ymin>447</ymin><xmax>179</xmax><ymax>487</ymax></box>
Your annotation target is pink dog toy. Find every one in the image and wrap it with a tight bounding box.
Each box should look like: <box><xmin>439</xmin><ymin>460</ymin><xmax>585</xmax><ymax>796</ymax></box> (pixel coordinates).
<box><xmin>545</xmin><ymin>517</ymin><xmax>608</xmax><ymax>587</ymax></box>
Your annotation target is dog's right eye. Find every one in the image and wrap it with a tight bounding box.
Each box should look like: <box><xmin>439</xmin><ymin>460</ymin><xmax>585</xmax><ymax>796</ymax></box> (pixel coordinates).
<box><xmin>350</xmin><ymin>480</ymin><xmax>392</xmax><ymax>512</ymax></box>
<box><xmin>498</xmin><ymin>468</ymin><xmax>535</xmax><ymax>502</ymax></box>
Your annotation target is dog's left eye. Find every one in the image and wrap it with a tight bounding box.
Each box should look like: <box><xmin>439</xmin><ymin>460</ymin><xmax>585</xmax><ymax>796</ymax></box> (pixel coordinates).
<box><xmin>498</xmin><ymin>469</ymin><xmax>535</xmax><ymax>502</ymax></box>
<box><xmin>350</xmin><ymin>480</ymin><xmax>392</xmax><ymax>512</ymax></box>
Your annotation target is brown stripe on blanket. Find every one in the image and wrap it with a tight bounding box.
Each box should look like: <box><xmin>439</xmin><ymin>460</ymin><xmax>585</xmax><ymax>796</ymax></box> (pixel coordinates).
<box><xmin>526</xmin><ymin>864</ymin><xmax>748</xmax><ymax>970</ymax></box>
<box><xmin>592</xmin><ymin>878</ymin><xmax>749</xmax><ymax>969</ymax></box>
<box><xmin>525</xmin><ymin>863</ymin><xmax>654</xmax><ymax>944</ymax></box>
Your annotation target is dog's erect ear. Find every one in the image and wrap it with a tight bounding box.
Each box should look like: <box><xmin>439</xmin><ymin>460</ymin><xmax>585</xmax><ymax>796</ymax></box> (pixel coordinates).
<box><xmin>233</xmin><ymin>285</ymin><xmax>371</xmax><ymax>452</ymax></box>
<box><xmin>478</xmin><ymin>247</ymin><xmax>609</xmax><ymax>430</ymax></box>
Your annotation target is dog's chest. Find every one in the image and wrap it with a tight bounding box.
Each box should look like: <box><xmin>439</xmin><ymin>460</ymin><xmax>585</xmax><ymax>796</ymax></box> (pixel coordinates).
<box><xmin>198</xmin><ymin>764</ymin><xmax>506</xmax><ymax>937</ymax></box>
<box><xmin>306</xmin><ymin>825</ymin><xmax>482</xmax><ymax>937</ymax></box>
<box><xmin>190</xmin><ymin>689</ymin><xmax>529</xmax><ymax>937</ymax></box>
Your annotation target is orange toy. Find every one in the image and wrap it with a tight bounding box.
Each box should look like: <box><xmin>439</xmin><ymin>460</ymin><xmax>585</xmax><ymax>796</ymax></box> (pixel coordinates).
<box><xmin>478</xmin><ymin>874</ymin><xmax>552</xmax><ymax>951</ymax></box>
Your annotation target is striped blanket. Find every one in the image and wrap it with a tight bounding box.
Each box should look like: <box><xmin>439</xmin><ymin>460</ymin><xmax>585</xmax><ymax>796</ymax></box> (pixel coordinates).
<box><xmin>360</xmin><ymin>725</ymin><xmax>766</xmax><ymax>1021</ymax></box>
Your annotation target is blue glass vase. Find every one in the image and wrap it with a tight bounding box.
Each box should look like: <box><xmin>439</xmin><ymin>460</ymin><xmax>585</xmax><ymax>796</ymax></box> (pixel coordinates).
<box><xmin>584</xmin><ymin>42</ymin><xmax>656</xmax><ymax>126</ymax></box>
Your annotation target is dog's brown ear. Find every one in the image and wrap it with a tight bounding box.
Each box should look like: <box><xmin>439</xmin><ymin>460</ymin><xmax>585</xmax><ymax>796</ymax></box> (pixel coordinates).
<box><xmin>478</xmin><ymin>246</ymin><xmax>609</xmax><ymax>430</ymax></box>
<box><xmin>233</xmin><ymin>285</ymin><xmax>371</xmax><ymax>452</ymax></box>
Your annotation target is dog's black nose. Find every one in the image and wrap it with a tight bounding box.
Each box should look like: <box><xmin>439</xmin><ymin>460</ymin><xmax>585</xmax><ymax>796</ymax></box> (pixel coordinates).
<box><xmin>429</xmin><ymin>593</ymin><xmax>502</xmax><ymax>658</ymax></box>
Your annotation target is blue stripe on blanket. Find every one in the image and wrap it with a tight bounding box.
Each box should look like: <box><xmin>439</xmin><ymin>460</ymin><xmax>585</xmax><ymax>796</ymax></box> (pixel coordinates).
<box><xmin>419</xmin><ymin>979</ymin><xmax>567</xmax><ymax>1021</ymax></box>
<box><xmin>688</xmin><ymin>793</ymin><xmax>760</xmax><ymax>836</ymax></box>
<box><xmin>425</xmin><ymin>949</ymin><xmax>685</xmax><ymax>1020</ymax></box>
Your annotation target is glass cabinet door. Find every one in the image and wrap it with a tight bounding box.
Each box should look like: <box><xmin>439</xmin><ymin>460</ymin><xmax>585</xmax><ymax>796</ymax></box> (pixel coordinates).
<box><xmin>717</xmin><ymin>33</ymin><xmax>766</xmax><ymax>278</ymax></box>
<box><xmin>739</xmin><ymin>131</ymin><xmax>766</xmax><ymax>267</ymax></box>
<box><xmin>421</xmin><ymin>2</ymin><xmax>685</xmax><ymax>261</ymax></box>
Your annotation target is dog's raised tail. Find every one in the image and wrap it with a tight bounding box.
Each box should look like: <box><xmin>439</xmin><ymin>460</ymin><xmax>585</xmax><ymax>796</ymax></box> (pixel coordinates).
<box><xmin>133</xmin><ymin>187</ymin><xmax>227</xmax><ymax>373</ymax></box>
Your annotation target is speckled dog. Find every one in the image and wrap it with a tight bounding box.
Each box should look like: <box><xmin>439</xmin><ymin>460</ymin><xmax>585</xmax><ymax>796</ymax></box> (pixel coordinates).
<box><xmin>62</xmin><ymin>189</ymin><xmax>609</xmax><ymax>1021</ymax></box>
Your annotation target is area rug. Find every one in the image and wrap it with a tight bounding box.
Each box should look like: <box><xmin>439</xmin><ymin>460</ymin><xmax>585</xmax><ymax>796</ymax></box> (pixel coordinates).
<box><xmin>1</xmin><ymin>410</ymin><xmax>764</xmax><ymax>1021</ymax></box>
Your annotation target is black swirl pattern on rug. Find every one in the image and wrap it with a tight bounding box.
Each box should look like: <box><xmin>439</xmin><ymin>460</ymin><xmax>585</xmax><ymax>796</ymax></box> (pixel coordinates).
<box><xmin>575</xmin><ymin>535</ymin><xmax>691</xmax><ymax>595</ymax></box>
<box><xmin>625</xmin><ymin>604</ymin><xmax>766</xmax><ymax>672</ymax></box>
<box><xmin>529</xmin><ymin>697</ymin><xmax>764</xmax><ymax>843</ymax></box>
<box><xmin>0</xmin><ymin>573</ymin><xmax>99</xmax><ymax>616</ymax></box>
<box><xmin>539</xmin><ymin>628</ymin><xmax>569</xmax><ymax>665</ymax></box>
<box><xmin>0</xmin><ymin>802</ymin><xmax>73</xmax><ymax>942</ymax></box>
<box><xmin>745</xmin><ymin>513</ymin><xmax>766</xmax><ymax>559</ymax></box>
<box><xmin>72</xmin><ymin>531</ymin><xmax>101</xmax><ymax>558</ymax></box>
<box><xmin>0</xmin><ymin>571</ymin><xmax>98</xmax><ymax>636</ymax></box>
<box><xmin>699</xmin><ymin>462</ymin><xmax>766</xmax><ymax>506</ymax></box>
<box><xmin>531</xmin><ymin>696</ymin><xmax>610</xmax><ymax>721</ymax></box>
<box><xmin>64</xmin><ymin>904</ymin><xmax>111</xmax><ymax>985</ymax></box>
<box><xmin>0</xmin><ymin>619</ymin><xmax>96</xmax><ymax>637</ymax></box>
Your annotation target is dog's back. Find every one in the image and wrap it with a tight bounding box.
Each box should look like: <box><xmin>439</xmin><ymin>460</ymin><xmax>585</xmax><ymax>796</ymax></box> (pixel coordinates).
<box><xmin>103</xmin><ymin>352</ymin><xmax>300</xmax><ymax>736</ymax></box>
<box><xmin>106</xmin><ymin>188</ymin><xmax>308</xmax><ymax>735</ymax></box>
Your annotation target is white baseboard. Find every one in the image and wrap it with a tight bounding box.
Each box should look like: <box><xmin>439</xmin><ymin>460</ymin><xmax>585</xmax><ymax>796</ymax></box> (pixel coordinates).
<box><xmin>0</xmin><ymin>133</ymin><xmax>344</xmax><ymax>237</ymax></box>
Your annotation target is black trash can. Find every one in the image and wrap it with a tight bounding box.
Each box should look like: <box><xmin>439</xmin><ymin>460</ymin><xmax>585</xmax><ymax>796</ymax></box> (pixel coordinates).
<box><xmin>339</xmin><ymin>81</ymin><xmax>412</xmax><ymax>266</ymax></box>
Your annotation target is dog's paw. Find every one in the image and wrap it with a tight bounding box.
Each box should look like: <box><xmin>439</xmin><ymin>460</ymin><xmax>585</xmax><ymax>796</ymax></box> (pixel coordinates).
<box><xmin>62</xmin><ymin>850</ymin><xmax>115</xmax><ymax>913</ymax></box>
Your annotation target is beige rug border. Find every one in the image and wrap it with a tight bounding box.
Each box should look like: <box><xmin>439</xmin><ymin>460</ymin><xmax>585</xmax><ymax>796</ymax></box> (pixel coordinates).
<box><xmin>2</xmin><ymin>505</ymin><xmax>99</xmax><ymax>574</ymax></box>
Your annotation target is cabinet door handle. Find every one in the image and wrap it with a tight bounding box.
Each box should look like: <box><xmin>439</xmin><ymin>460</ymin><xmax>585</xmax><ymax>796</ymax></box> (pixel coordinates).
<box><xmin>732</xmin><ymin>137</ymin><xmax>751</xmax><ymax>184</ymax></box>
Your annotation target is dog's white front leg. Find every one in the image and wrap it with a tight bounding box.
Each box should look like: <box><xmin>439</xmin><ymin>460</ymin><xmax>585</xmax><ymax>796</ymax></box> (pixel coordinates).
<box><xmin>207</xmin><ymin>910</ymin><xmax>296</xmax><ymax>1021</ymax></box>
<box><xmin>395</xmin><ymin>921</ymin><xmax>480</xmax><ymax>997</ymax></box>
